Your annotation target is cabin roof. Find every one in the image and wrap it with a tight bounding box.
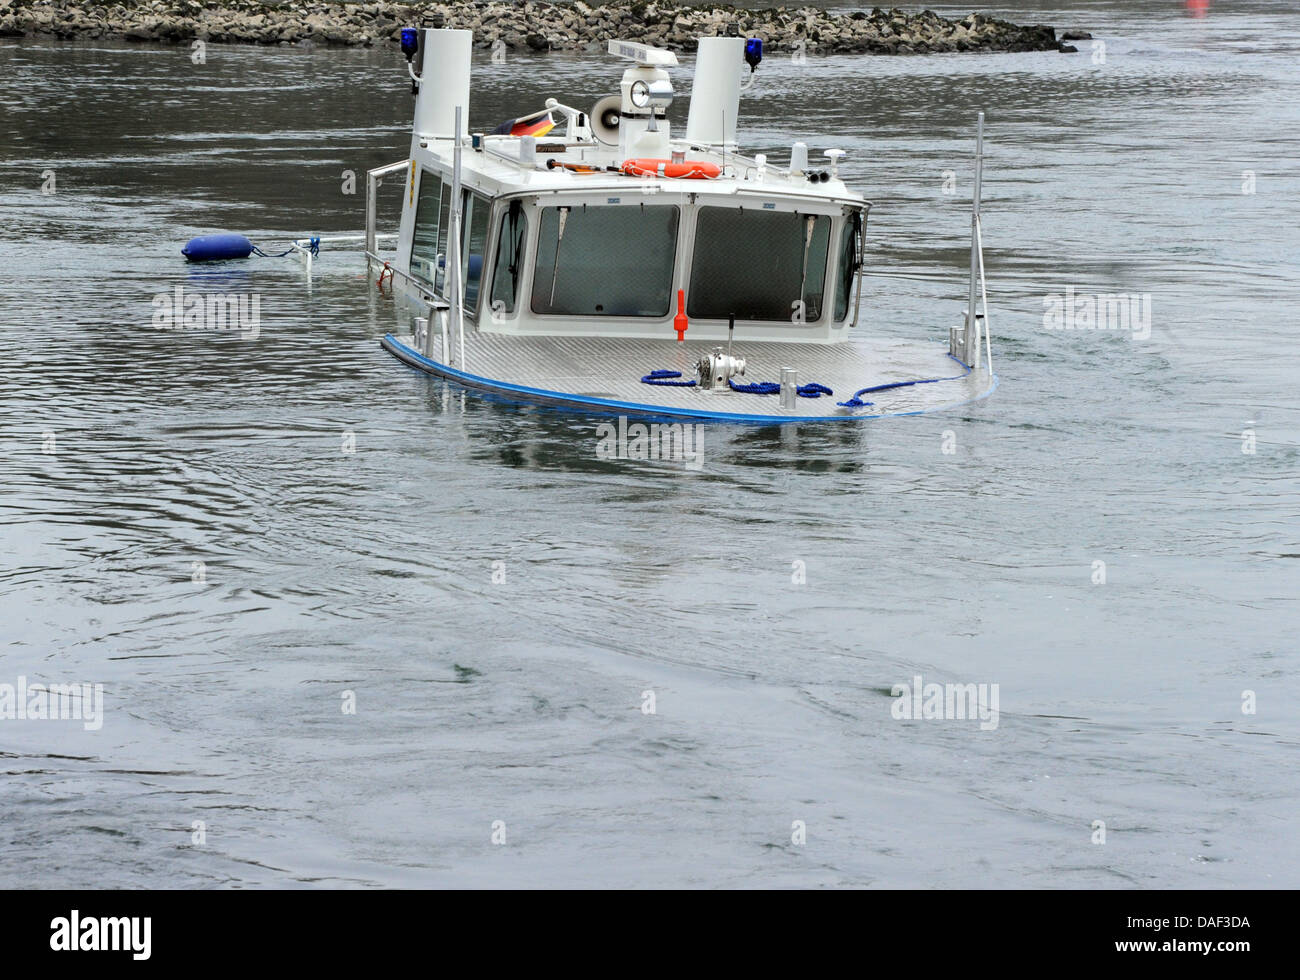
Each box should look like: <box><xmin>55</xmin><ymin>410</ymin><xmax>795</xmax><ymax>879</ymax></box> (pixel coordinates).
<box><xmin>412</xmin><ymin>135</ymin><xmax>870</xmax><ymax>210</ymax></box>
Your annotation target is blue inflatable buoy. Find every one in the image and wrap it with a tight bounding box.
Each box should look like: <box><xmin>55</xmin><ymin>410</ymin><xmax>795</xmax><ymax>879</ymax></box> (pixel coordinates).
<box><xmin>182</xmin><ymin>233</ymin><xmax>254</xmax><ymax>262</ymax></box>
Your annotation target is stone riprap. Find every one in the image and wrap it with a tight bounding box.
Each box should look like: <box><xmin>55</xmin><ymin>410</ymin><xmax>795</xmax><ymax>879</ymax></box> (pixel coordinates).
<box><xmin>0</xmin><ymin>0</ymin><xmax>1071</xmax><ymax>55</ymax></box>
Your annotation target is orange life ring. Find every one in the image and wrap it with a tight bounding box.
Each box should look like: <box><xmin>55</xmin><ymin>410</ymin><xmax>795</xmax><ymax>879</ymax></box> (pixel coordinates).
<box><xmin>621</xmin><ymin>158</ymin><xmax>722</xmax><ymax>180</ymax></box>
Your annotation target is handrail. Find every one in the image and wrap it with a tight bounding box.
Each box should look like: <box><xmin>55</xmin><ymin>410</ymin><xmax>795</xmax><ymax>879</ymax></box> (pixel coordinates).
<box><xmin>299</xmin><ymin>233</ymin><xmax>395</xmax><ymax>245</ymax></box>
<box><xmin>365</xmin><ymin>249</ymin><xmax>442</xmax><ymax>303</ymax></box>
<box><xmin>366</xmin><ymin>159</ymin><xmax>410</xmax><ymax>258</ymax></box>
<box><xmin>289</xmin><ymin>233</ymin><xmax>396</xmax><ymax>276</ymax></box>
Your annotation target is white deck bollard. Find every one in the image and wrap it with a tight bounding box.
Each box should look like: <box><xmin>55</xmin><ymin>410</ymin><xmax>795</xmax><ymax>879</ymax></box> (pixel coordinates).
<box><xmin>414</xmin><ymin>316</ymin><xmax>429</xmax><ymax>357</ymax></box>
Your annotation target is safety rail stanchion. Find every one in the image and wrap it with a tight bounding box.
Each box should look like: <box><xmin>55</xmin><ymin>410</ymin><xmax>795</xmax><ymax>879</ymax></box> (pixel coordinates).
<box><xmin>975</xmin><ymin>216</ymin><xmax>992</xmax><ymax>373</ymax></box>
<box><xmin>450</xmin><ymin>106</ymin><xmax>466</xmax><ymax>370</ymax></box>
<box><xmin>964</xmin><ymin>111</ymin><xmax>985</xmax><ymax>371</ymax></box>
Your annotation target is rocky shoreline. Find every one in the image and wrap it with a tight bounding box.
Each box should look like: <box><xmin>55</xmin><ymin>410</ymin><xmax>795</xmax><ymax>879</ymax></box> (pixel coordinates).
<box><xmin>0</xmin><ymin>0</ymin><xmax>1077</xmax><ymax>55</ymax></box>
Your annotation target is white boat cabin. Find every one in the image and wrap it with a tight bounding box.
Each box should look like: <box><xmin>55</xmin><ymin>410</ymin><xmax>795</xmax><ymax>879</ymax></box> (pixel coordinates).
<box><xmin>389</xmin><ymin>30</ymin><xmax>869</xmax><ymax>347</ymax></box>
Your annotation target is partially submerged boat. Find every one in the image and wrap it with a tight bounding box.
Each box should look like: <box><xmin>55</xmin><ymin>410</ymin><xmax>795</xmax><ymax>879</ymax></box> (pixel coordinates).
<box><xmin>365</xmin><ymin>28</ymin><xmax>996</xmax><ymax>422</ymax></box>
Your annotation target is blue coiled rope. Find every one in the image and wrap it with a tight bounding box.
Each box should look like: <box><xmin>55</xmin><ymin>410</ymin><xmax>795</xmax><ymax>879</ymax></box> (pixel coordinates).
<box><xmin>836</xmin><ymin>357</ymin><xmax>972</xmax><ymax>407</ymax></box>
<box><xmin>638</xmin><ymin>372</ymin><xmax>832</xmax><ymax>397</ymax></box>
<box><xmin>727</xmin><ymin>379</ymin><xmax>834</xmax><ymax>398</ymax></box>
<box><xmin>840</xmin><ymin>380</ymin><xmax>939</xmax><ymax>408</ymax></box>
<box><xmin>637</xmin><ymin>369</ymin><xmax>832</xmax><ymax>395</ymax></box>
<box><xmin>797</xmin><ymin>382</ymin><xmax>833</xmax><ymax>398</ymax></box>
<box><xmin>639</xmin><ymin>355</ymin><xmax>972</xmax><ymax>409</ymax></box>
<box><xmin>725</xmin><ymin>379</ymin><xmax>778</xmax><ymax>394</ymax></box>
<box><xmin>641</xmin><ymin>369</ymin><xmax>697</xmax><ymax>387</ymax></box>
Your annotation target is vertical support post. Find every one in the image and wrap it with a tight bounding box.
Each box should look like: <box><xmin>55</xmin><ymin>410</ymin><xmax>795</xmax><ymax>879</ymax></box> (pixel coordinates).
<box><xmin>450</xmin><ymin>106</ymin><xmax>466</xmax><ymax>370</ymax></box>
<box><xmin>365</xmin><ymin>169</ymin><xmax>378</xmax><ymax>259</ymax></box>
<box><xmin>964</xmin><ymin>111</ymin><xmax>984</xmax><ymax>370</ymax></box>
<box><xmin>976</xmin><ymin>220</ymin><xmax>993</xmax><ymax>373</ymax></box>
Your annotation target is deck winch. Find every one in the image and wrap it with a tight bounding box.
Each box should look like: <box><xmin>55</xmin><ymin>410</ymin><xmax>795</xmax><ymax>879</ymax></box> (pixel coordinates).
<box><xmin>697</xmin><ymin>317</ymin><xmax>745</xmax><ymax>389</ymax></box>
<box><xmin>696</xmin><ymin>348</ymin><xmax>747</xmax><ymax>390</ymax></box>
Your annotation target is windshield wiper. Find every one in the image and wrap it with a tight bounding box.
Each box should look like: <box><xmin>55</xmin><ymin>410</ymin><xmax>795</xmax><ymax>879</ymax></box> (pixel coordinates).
<box><xmin>549</xmin><ymin>206</ymin><xmax>571</xmax><ymax>308</ymax></box>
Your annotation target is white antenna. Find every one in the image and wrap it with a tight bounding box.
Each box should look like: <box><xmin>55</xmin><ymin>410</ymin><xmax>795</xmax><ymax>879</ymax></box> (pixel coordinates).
<box><xmin>607</xmin><ymin>39</ymin><xmax>678</xmax><ymax>67</ymax></box>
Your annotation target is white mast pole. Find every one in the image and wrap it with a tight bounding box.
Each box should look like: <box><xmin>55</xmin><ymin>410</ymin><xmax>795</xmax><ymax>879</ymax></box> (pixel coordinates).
<box><xmin>965</xmin><ymin>111</ymin><xmax>984</xmax><ymax>370</ymax></box>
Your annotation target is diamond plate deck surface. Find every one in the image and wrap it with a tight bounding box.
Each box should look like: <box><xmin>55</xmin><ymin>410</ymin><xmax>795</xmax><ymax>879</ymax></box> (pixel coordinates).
<box><xmin>384</xmin><ymin>330</ymin><xmax>995</xmax><ymax>420</ymax></box>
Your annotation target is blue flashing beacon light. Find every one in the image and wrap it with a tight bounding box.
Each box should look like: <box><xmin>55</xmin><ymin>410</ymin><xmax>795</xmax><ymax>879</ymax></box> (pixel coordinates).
<box><xmin>400</xmin><ymin>28</ymin><xmax>420</xmax><ymax>62</ymax></box>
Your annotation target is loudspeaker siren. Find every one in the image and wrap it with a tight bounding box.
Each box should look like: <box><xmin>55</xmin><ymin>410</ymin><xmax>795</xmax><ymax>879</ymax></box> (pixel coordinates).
<box><xmin>590</xmin><ymin>94</ymin><xmax>621</xmax><ymax>145</ymax></box>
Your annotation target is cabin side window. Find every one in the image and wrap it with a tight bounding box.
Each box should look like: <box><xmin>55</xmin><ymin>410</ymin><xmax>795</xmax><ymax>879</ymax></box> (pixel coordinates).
<box><xmin>409</xmin><ymin>172</ymin><xmax>443</xmax><ymax>286</ymax></box>
<box><xmin>433</xmin><ymin>183</ymin><xmax>452</xmax><ymax>291</ymax></box>
<box><xmin>490</xmin><ymin>201</ymin><xmax>528</xmax><ymax>315</ymax></box>
<box><xmin>833</xmin><ymin>211</ymin><xmax>862</xmax><ymax>323</ymax></box>
<box><xmin>688</xmin><ymin>208</ymin><xmax>830</xmax><ymax>323</ymax></box>
<box><xmin>531</xmin><ymin>205</ymin><xmax>679</xmax><ymax>317</ymax></box>
<box><xmin>463</xmin><ymin>191</ymin><xmax>491</xmax><ymax>313</ymax></box>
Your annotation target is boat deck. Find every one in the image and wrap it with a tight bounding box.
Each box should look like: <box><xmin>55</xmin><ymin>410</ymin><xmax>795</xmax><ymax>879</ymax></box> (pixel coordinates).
<box><xmin>380</xmin><ymin>330</ymin><xmax>996</xmax><ymax>422</ymax></box>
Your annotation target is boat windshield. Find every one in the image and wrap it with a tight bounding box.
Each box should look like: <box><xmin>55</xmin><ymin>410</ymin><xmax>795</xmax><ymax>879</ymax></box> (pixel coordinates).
<box><xmin>531</xmin><ymin>204</ymin><xmax>679</xmax><ymax>317</ymax></box>
<box><xmin>688</xmin><ymin>207</ymin><xmax>830</xmax><ymax>322</ymax></box>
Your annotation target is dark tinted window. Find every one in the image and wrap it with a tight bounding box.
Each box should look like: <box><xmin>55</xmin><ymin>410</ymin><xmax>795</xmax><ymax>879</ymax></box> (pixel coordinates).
<box><xmin>834</xmin><ymin>212</ymin><xmax>861</xmax><ymax>323</ymax></box>
<box><xmin>463</xmin><ymin>192</ymin><xmax>490</xmax><ymax>311</ymax></box>
<box><xmin>490</xmin><ymin>201</ymin><xmax>528</xmax><ymax>315</ymax></box>
<box><xmin>531</xmin><ymin>205</ymin><xmax>679</xmax><ymax>317</ymax></box>
<box><xmin>409</xmin><ymin>172</ymin><xmax>442</xmax><ymax>285</ymax></box>
<box><xmin>688</xmin><ymin>208</ymin><xmax>829</xmax><ymax>322</ymax></box>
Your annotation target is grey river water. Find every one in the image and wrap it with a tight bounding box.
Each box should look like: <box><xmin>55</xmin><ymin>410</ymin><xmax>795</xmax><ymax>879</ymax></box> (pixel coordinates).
<box><xmin>1</xmin><ymin>1</ymin><xmax>1298</xmax><ymax>887</ymax></box>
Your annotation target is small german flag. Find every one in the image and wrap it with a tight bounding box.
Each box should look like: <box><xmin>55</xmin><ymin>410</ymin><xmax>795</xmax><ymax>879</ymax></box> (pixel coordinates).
<box><xmin>490</xmin><ymin>107</ymin><xmax>556</xmax><ymax>138</ymax></box>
